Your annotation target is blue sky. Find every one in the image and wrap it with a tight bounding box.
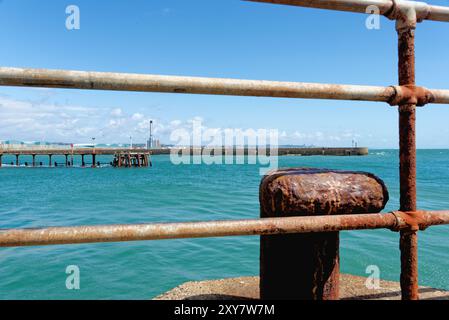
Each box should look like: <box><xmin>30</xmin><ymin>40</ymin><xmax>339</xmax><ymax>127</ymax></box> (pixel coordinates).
<box><xmin>0</xmin><ymin>0</ymin><xmax>448</xmax><ymax>148</ymax></box>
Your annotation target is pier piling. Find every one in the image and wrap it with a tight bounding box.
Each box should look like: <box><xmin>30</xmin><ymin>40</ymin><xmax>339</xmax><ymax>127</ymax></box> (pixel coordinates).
<box><xmin>111</xmin><ymin>152</ymin><xmax>150</xmax><ymax>168</ymax></box>
<box><xmin>259</xmin><ymin>168</ymin><xmax>389</xmax><ymax>300</ymax></box>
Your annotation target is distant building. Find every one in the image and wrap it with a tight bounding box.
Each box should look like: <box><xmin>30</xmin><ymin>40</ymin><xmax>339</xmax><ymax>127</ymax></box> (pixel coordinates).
<box><xmin>147</xmin><ymin>138</ymin><xmax>161</xmax><ymax>149</ymax></box>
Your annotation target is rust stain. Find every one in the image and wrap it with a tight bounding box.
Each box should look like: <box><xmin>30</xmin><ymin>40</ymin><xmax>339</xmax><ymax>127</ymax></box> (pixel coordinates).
<box><xmin>390</xmin><ymin>211</ymin><xmax>429</xmax><ymax>231</ymax></box>
<box><xmin>388</xmin><ymin>85</ymin><xmax>435</xmax><ymax>106</ymax></box>
<box><xmin>260</xmin><ymin>168</ymin><xmax>389</xmax><ymax>218</ymax></box>
<box><xmin>397</xmin><ymin>22</ymin><xmax>419</xmax><ymax>301</ymax></box>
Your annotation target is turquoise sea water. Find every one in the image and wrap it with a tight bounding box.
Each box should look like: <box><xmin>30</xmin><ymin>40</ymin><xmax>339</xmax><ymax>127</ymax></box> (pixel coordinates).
<box><xmin>0</xmin><ymin>150</ymin><xmax>448</xmax><ymax>299</ymax></box>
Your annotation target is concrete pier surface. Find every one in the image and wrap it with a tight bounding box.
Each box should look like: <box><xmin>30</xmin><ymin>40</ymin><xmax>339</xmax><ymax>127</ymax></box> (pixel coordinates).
<box><xmin>154</xmin><ymin>275</ymin><xmax>448</xmax><ymax>300</ymax></box>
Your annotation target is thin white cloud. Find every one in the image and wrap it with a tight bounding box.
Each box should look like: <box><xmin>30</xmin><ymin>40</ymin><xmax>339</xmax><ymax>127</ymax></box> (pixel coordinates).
<box><xmin>132</xmin><ymin>113</ymin><xmax>144</xmax><ymax>121</ymax></box>
<box><xmin>0</xmin><ymin>96</ymin><xmax>212</xmax><ymax>144</ymax></box>
<box><xmin>0</xmin><ymin>96</ymin><xmax>366</xmax><ymax>147</ymax></box>
<box><xmin>281</xmin><ymin>129</ymin><xmax>363</xmax><ymax>146</ymax></box>
<box><xmin>110</xmin><ymin>108</ymin><xmax>123</xmax><ymax>117</ymax></box>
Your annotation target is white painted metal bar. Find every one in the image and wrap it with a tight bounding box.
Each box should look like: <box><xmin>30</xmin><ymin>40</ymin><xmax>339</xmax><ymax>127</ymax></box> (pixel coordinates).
<box><xmin>248</xmin><ymin>0</ymin><xmax>449</xmax><ymax>23</ymax></box>
<box><xmin>0</xmin><ymin>67</ymin><xmax>394</xmax><ymax>102</ymax></box>
<box><xmin>0</xmin><ymin>67</ymin><xmax>448</xmax><ymax>105</ymax></box>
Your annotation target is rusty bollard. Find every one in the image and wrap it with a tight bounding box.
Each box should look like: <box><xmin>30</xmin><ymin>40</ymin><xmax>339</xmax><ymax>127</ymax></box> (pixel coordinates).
<box><xmin>259</xmin><ymin>168</ymin><xmax>389</xmax><ymax>300</ymax></box>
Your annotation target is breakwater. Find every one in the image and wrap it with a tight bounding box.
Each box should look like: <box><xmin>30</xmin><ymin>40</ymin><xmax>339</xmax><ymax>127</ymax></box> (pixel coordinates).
<box><xmin>149</xmin><ymin>147</ymin><xmax>369</xmax><ymax>156</ymax></box>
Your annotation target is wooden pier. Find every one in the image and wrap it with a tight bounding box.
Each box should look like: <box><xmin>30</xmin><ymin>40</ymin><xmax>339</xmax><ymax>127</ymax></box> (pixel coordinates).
<box><xmin>0</xmin><ymin>148</ymin><xmax>151</xmax><ymax>168</ymax></box>
<box><xmin>112</xmin><ymin>152</ymin><xmax>151</xmax><ymax>168</ymax></box>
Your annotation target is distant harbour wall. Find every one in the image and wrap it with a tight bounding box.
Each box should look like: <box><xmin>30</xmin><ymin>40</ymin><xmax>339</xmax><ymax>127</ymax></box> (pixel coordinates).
<box><xmin>150</xmin><ymin>147</ymin><xmax>369</xmax><ymax>156</ymax></box>
<box><xmin>275</xmin><ymin>147</ymin><xmax>369</xmax><ymax>156</ymax></box>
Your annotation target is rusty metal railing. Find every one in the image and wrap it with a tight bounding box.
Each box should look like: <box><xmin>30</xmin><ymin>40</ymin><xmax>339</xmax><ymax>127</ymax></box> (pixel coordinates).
<box><xmin>1</xmin><ymin>211</ymin><xmax>448</xmax><ymax>247</ymax></box>
<box><xmin>1</xmin><ymin>67</ymin><xmax>449</xmax><ymax>105</ymax></box>
<box><xmin>248</xmin><ymin>0</ymin><xmax>449</xmax><ymax>23</ymax></box>
<box><xmin>2</xmin><ymin>0</ymin><xmax>449</xmax><ymax>300</ymax></box>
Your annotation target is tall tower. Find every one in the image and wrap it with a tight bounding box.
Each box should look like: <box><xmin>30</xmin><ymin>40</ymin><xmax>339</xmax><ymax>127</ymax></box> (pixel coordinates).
<box><xmin>148</xmin><ymin>120</ymin><xmax>153</xmax><ymax>149</ymax></box>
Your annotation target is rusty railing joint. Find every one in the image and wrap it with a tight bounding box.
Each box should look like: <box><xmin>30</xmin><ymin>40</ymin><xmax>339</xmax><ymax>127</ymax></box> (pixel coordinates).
<box><xmin>388</xmin><ymin>85</ymin><xmax>434</xmax><ymax>107</ymax></box>
<box><xmin>385</xmin><ymin>0</ymin><xmax>431</xmax><ymax>30</ymax></box>
<box><xmin>390</xmin><ymin>211</ymin><xmax>429</xmax><ymax>232</ymax></box>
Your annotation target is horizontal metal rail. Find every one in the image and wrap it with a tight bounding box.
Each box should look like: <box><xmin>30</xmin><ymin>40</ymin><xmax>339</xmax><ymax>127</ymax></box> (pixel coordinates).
<box><xmin>1</xmin><ymin>210</ymin><xmax>448</xmax><ymax>247</ymax></box>
<box><xmin>0</xmin><ymin>67</ymin><xmax>394</xmax><ymax>101</ymax></box>
<box><xmin>0</xmin><ymin>67</ymin><xmax>449</xmax><ymax>105</ymax></box>
<box><xmin>429</xmin><ymin>89</ymin><xmax>449</xmax><ymax>105</ymax></box>
<box><xmin>248</xmin><ymin>0</ymin><xmax>449</xmax><ymax>23</ymax></box>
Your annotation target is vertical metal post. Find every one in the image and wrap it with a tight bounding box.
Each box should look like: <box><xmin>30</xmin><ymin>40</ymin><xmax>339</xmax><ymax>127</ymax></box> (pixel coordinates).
<box><xmin>92</xmin><ymin>154</ymin><xmax>96</xmax><ymax>168</ymax></box>
<box><xmin>32</xmin><ymin>154</ymin><xmax>36</xmax><ymax>167</ymax></box>
<box><xmin>15</xmin><ymin>154</ymin><xmax>19</xmax><ymax>166</ymax></box>
<box><xmin>149</xmin><ymin>120</ymin><xmax>153</xmax><ymax>149</ymax></box>
<box><xmin>65</xmin><ymin>154</ymin><xmax>69</xmax><ymax>167</ymax></box>
<box><xmin>0</xmin><ymin>154</ymin><xmax>2</xmax><ymax>167</ymax></box>
<box><xmin>397</xmin><ymin>21</ymin><xmax>418</xmax><ymax>300</ymax></box>
<box><xmin>81</xmin><ymin>154</ymin><xmax>85</xmax><ymax>167</ymax></box>
<box><xmin>48</xmin><ymin>154</ymin><xmax>52</xmax><ymax>167</ymax></box>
